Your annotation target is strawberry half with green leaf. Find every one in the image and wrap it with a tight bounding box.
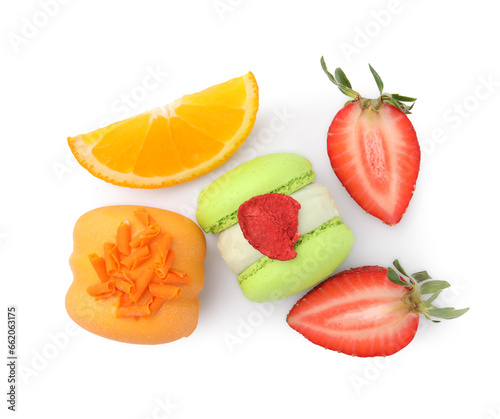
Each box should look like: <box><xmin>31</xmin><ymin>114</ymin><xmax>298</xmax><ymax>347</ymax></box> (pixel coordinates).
<box><xmin>322</xmin><ymin>58</ymin><xmax>420</xmax><ymax>225</ymax></box>
<box><xmin>287</xmin><ymin>260</ymin><xmax>468</xmax><ymax>357</ymax></box>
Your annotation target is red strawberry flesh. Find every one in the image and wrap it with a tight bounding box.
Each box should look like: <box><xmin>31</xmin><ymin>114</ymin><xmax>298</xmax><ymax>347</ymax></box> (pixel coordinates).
<box><xmin>327</xmin><ymin>102</ymin><xmax>420</xmax><ymax>225</ymax></box>
<box><xmin>238</xmin><ymin>193</ymin><xmax>301</xmax><ymax>261</ymax></box>
<box><xmin>287</xmin><ymin>266</ymin><xmax>419</xmax><ymax>357</ymax></box>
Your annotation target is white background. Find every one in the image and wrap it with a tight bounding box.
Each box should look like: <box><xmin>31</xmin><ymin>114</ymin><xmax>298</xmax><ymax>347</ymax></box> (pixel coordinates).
<box><xmin>2</xmin><ymin>0</ymin><xmax>499</xmax><ymax>418</ymax></box>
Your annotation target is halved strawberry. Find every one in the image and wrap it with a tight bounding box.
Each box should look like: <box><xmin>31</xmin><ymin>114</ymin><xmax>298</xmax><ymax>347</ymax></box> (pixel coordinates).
<box><xmin>322</xmin><ymin>59</ymin><xmax>420</xmax><ymax>225</ymax></box>
<box><xmin>287</xmin><ymin>260</ymin><xmax>468</xmax><ymax>357</ymax></box>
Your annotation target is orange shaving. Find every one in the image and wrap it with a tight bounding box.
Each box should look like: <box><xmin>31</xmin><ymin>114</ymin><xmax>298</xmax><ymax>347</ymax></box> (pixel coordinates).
<box><xmin>103</xmin><ymin>243</ymin><xmax>120</xmax><ymax>274</ymax></box>
<box><xmin>120</xmin><ymin>245</ymin><xmax>150</xmax><ymax>270</ymax></box>
<box><xmin>114</xmin><ymin>275</ymin><xmax>135</xmax><ymax>295</ymax></box>
<box><xmin>87</xmin><ymin>280</ymin><xmax>116</xmax><ymax>298</ymax></box>
<box><xmin>154</xmin><ymin>234</ymin><xmax>173</xmax><ymax>278</ymax></box>
<box><xmin>155</xmin><ymin>249</ymin><xmax>175</xmax><ymax>279</ymax></box>
<box><xmin>130</xmin><ymin>224</ymin><xmax>161</xmax><ymax>248</ymax></box>
<box><xmin>86</xmin><ymin>208</ymin><xmax>190</xmax><ymax>318</ymax></box>
<box><xmin>152</xmin><ymin>271</ymin><xmax>191</xmax><ymax>286</ymax></box>
<box><xmin>149</xmin><ymin>283</ymin><xmax>182</xmax><ymax>299</ymax></box>
<box><xmin>148</xmin><ymin>297</ymin><xmax>165</xmax><ymax>317</ymax></box>
<box><xmin>88</xmin><ymin>254</ymin><xmax>109</xmax><ymax>282</ymax></box>
<box><xmin>131</xmin><ymin>268</ymin><xmax>155</xmax><ymax>302</ymax></box>
<box><xmin>116</xmin><ymin>221</ymin><xmax>131</xmax><ymax>255</ymax></box>
<box><xmin>154</xmin><ymin>234</ymin><xmax>173</xmax><ymax>266</ymax></box>
<box><xmin>119</xmin><ymin>292</ymin><xmax>135</xmax><ymax>307</ymax></box>
<box><xmin>166</xmin><ymin>271</ymin><xmax>191</xmax><ymax>286</ymax></box>
<box><xmin>137</xmin><ymin>288</ymin><xmax>154</xmax><ymax>306</ymax></box>
<box><xmin>135</xmin><ymin>208</ymin><xmax>157</xmax><ymax>227</ymax></box>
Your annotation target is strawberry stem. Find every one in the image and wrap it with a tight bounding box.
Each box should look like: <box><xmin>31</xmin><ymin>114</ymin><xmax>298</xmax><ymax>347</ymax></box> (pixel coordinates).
<box><xmin>321</xmin><ymin>57</ymin><xmax>418</xmax><ymax>114</ymax></box>
<box><xmin>389</xmin><ymin>260</ymin><xmax>469</xmax><ymax>321</ymax></box>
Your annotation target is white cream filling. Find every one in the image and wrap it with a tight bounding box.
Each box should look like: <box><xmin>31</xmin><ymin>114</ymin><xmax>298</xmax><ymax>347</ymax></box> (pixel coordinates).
<box><xmin>217</xmin><ymin>183</ymin><xmax>340</xmax><ymax>274</ymax></box>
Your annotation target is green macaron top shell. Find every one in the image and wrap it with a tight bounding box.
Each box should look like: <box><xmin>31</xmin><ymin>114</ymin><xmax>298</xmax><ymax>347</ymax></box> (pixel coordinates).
<box><xmin>196</xmin><ymin>153</ymin><xmax>315</xmax><ymax>234</ymax></box>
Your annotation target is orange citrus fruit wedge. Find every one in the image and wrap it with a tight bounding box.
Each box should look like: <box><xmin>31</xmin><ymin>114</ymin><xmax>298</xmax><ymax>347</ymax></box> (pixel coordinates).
<box><xmin>68</xmin><ymin>72</ymin><xmax>259</xmax><ymax>188</ymax></box>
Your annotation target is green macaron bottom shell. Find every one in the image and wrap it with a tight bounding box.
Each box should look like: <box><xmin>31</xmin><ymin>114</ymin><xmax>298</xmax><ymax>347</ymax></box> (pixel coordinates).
<box><xmin>197</xmin><ymin>153</ymin><xmax>315</xmax><ymax>234</ymax></box>
<box><xmin>237</xmin><ymin>217</ymin><xmax>354</xmax><ymax>302</ymax></box>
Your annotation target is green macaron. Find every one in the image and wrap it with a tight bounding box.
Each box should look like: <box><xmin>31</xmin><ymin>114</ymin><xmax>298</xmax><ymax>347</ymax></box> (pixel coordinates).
<box><xmin>196</xmin><ymin>153</ymin><xmax>353</xmax><ymax>302</ymax></box>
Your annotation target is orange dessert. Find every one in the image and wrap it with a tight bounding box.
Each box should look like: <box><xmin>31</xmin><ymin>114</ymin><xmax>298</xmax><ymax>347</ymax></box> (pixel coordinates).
<box><xmin>65</xmin><ymin>206</ymin><xmax>206</xmax><ymax>344</ymax></box>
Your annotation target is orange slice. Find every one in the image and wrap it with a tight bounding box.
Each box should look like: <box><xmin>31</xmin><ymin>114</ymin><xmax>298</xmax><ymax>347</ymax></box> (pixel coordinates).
<box><xmin>68</xmin><ymin>72</ymin><xmax>259</xmax><ymax>188</ymax></box>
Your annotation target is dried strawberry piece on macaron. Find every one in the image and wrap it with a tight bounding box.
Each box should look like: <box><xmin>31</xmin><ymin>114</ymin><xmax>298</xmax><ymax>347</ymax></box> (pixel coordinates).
<box><xmin>238</xmin><ymin>193</ymin><xmax>301</xmax><ymax>261</ymax></box>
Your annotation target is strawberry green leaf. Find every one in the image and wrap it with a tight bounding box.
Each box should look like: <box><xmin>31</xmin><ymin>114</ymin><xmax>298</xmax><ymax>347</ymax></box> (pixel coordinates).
<box><xmin>381</xmin><ymin>93</ymin><xmax>415</xmax><ymax>115</ymax></box>
<box><xmin>387</xmin><ymin>268</ymin><xmax>408</xmax><ymax>287</ymax></box>
<box><xmin>392</xmin><ymin>259</ymin><xmax>409</xmax><ymax>277</ymax></box>
<box><xmin>320</xmin><ymin>57</ymin><xmax>359</xmax><ymax>100</ymax></box>
<box><xmin>426</xmin><ymin>307</ymin><xmax>469</xmax><ymax>320</ymax></box>
<box><xmin>368</xmin><ymin>64</ymin><xmax>384</xmax><ymax>95</ymax></box>
<box><xmin>419</xmin><ymin>280</ymin><xmax>450</xmax><ymax>295</ymax></box>
<box><xmin>423</xmin><ymin>312</ymin><xmax>441</xmax><ymax>323</ymax></box>
<box><xmin>412</xmin><ymin>271</ymin><xmax>432</xmax><ymax>283</ymax></box>
<box><xmin>335</xmin><ymin>67</ymin><xmax>352</xmax><ymax>89</ymax></box>
<box><xmin>387</xmin><ymin>98</ymin><xmax>405</xmax><ymax>113</ymax></box>
<box><xmin>321</xmin><ymin>59</ymin><xmax>417</xmax><ymax>115</ymax></box>
<box><xmin>401</xmin><ymin>102</ymin><xmax>414</xmax><ymax>114</ymax></box>
<box><xmin>391</xmin><ymin>94</ymin><xmax>417</xmax><ymax>102</ymax></box>
<box><xmin>321</xmin><ymin>56</ymin><xmax>337</xmax><ymax>84</ymax></box>
<box><xmin>424</xmin><ymin>291</ymin><xmax>442</xmax><ymax>306</ymax></box>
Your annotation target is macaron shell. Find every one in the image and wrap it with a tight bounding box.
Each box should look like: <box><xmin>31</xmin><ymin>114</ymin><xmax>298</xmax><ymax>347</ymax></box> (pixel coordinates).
<box><xmin>237</xmin><ymin>218</ymin><xmax>353</xmax><ymax>302</ymax></box>
<box><xmin>196</xmin><ymin>153</ymin><xmax>315</xmax><ymax>233</ymax></box>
